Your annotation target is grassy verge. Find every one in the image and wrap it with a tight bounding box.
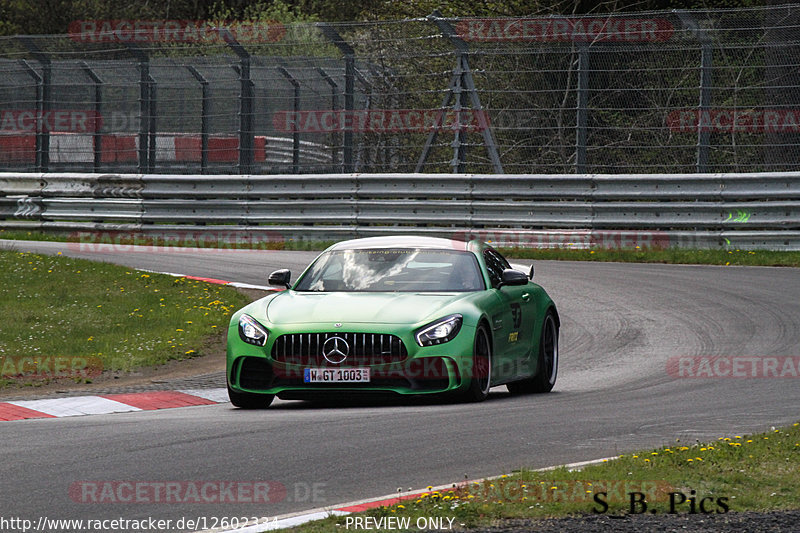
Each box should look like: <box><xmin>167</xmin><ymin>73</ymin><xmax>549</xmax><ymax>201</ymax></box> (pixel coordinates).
<box><xmin>287</xmin><ymin>422</ymin><xmax>800</xmax><ymax>532</ymax></box>
<box><xmin>0</xmin><ymin>249</ymin><xmax>250</xmax><ymax>388</ymax></box>
<box><xmin>2</xmin><ymin>229</ymin><xmax>800</xmax><ymax>266</ymax></box>
<box><xmin>500</xmin><ymin>247</ymin><xmax>800</xmax><ymax>267</ymax></box>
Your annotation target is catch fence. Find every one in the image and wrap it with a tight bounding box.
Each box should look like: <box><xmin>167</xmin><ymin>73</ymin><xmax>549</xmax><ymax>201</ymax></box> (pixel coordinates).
<box><xmin>1</xmin><ymin>5</ymin><xmax>800</xmax><ymax>174</ymax></box>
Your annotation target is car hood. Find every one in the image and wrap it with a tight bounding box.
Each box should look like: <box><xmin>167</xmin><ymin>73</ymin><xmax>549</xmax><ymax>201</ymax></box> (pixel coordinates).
<box><xmin>265</xmin><ymin>291</ymin><xmax>471</xmax><ymax>325</ymax></box>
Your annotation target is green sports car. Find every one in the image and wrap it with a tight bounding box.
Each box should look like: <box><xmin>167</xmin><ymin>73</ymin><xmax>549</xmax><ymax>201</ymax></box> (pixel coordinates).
<box><xmin>226</xmin><ymin>236</ymin><xmax>559</xmax><ymax>408</ymax></box>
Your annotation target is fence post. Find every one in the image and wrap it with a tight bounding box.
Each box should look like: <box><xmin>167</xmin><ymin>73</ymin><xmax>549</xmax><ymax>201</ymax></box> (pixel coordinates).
<box><xmin>575</xmin><ymin>43</ymin><xmax>590</xmax><ymax>174</ymax></box>
<box><xmin>80</xmin><ymin>62</ymin><xmax>103</xmax><ymax>172</ymax></box>
<box><xmin>317</xmin><ymin>67</ymin><xmax>339</xmax><ymax>169</ymax></box>
<box><xmin>17</xmin><ymin>38</ymin><xmax>51</xmax><ymax>172</ymax></box>
<box><xmin>147</xmin><ymin>81</ymin><xmax>157</xmax><ymax>173</ymax></box>
<box><xmin>186</xmin><ymin>65</ymin><xmax>210</xmax><ymax>174</ymax></box>
<box><xmin>277</xmin><ymin>66</ymin><xmax>301</xmax><ymax>174</ymax></box>
<box><xmin>422</xmin><ymin>12</ymin><xmax>503</xmax><ymax>174</ymax></box>
<box><xmin>318</xmin><ymin>23</ymin><xmax>355</xmax><ymax>173</ymax></box>
<box><xmin>123</xmin><ymin>43</ymin><xmax>151</xmax><ymax>173</ymax></box>
<box><xmin>676</xmin><ymin>10</ymin><xmax>712</xmax><ymax>174</ymax></box>
<box><xmin>17</xmin><ymin>60</ymin><xmax>44</xmax><ymax>172</ymax></box>
<box><xmin>222</xmin><ymin>31</ymin><xmax>254</xmax><ymax>175</ymax></box>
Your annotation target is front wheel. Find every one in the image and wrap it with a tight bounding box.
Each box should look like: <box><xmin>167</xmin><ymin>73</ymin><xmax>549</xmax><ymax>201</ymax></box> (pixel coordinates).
<box><xmin>228</xmin><ymin>384</ymin><xmax>274</xmax><ymax>409</ymax></box>
<box><xmin>458</xmin><ymin>324</ymin><xmax>492</xmax><ymax>402</ymax></box>
<box><xmin>508</xmin><ymin>311</ymin><xmax>558</xmax><ymax>394</ymax></box>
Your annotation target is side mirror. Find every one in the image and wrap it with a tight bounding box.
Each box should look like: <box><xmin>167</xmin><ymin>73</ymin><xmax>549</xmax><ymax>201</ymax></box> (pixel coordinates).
<box><xmin>500</xmin><ymin>269</ymin><xmax>528</xmax><ymax>287</ymax></box>
<box><xmin>528</xmin><ymin>264</ymin><xmax>535</xmax><ymax>280</ymax></box>
<box><xmin>268</xmin><ymin>269</ymin><xmax>291</xmax><ymax>289</ymax></box>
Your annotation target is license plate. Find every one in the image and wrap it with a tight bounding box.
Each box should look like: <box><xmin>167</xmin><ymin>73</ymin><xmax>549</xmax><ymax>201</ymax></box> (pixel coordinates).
<box><xmin>304</xmin><ymin>368</ymin><xmax>370</xmax><ymax>383</ymax></box>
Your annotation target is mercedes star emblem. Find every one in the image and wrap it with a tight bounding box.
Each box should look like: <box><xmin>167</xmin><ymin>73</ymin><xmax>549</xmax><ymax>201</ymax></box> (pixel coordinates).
<box><xmin>321</xmin><ymin>336</ymin><xmax>349</xmax><ymax>364</ymax></box>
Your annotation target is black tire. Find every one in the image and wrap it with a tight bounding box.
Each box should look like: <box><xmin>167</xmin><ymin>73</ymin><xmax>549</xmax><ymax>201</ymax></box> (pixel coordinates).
<box><xmin>227</xmin><ymin>384</ymin><xmax>274</xmax><ymax>409</ymax></box>
<box><xmin>459</xmin><ymin>324</ymin><xmax>492</xmax><ymax>402</ymax></box>
<box><xmin>508</xmin><ymin>311</ymin><xmax>558</xmax><ymax>394</ymax></box>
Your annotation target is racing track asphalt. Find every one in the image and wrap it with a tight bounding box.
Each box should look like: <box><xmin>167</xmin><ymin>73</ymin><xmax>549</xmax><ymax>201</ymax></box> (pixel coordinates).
<box><xmin>1</xmin><ymin>240</ymin><xmax>800</xmax><ymax>529</ymax></box>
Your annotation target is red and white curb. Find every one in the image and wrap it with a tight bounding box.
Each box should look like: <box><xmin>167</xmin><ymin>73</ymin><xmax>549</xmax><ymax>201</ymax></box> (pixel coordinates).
<box><xmin>143</xmin><ymin>269</ymin><xmax>274</xmax><ymax>292</ymax></box>
<box><xmin>0</xmin><ymin>272</ymin><xmax>270</xmax><ymax>423</ymax></box>
<box><xmin>0</xmin><ymin>388</ymin><xmax>228</xmax><ymax>421</ymax></box>
<box><xmin>198</xmin><ymin>457</ymin><xmax>620</xmax><ymax>533</ymax></box>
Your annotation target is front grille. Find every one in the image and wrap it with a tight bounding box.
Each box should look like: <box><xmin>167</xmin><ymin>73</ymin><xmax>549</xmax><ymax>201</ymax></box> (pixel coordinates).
<box><xmin>272</xmin><ymin>332</ymin><xmax>408</xmax><ymax>366</ymax></box>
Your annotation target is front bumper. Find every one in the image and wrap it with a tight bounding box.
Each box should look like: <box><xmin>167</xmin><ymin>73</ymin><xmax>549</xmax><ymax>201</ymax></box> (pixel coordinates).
<box><xmin>228</xmin><ymin>355</ymin><xmax>462</xmax><ymax>397</ymax></box>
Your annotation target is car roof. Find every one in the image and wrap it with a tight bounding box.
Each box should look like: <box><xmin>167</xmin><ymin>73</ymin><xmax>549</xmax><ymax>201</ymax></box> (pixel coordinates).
<box><xmin>327</xmin><ymin>235</ymin><xmax>474</xmax><ymax>252</ymax></box>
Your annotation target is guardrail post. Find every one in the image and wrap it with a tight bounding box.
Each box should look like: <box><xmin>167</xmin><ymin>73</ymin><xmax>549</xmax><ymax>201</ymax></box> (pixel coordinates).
<box><xmin>222</xmin><ymin>31</ymin><xmax>254</xmax><ymax>174</ymax></box>
<box><xmin>318</xmin><ymin>24</ymin><xmax>355</xmax><ymax>173</ymax></box>
<box><xmin>17</xmin><ymin>38</ymin><xmax>51</xmax><ymax>172</ymax></box>
<box><xmin>80</xmin><ymin>62</ymin><xmax>103</xmax><ymax>172</ymax></box>
<box><xmin>317</xmin><ymin>67</ymin><xmax>339</xmax><ymax>169</ymax></box>
<box><xmin>575</xmin><ymin>43</ymin><xmax>590</xmax><ymax>174</ymax></box>
<box><xmin>186</xmin><ymin>66</ymin><xmax>210</xmax><ymax>174</ymax></box>
<box><xmin>277</xmin><ymin>66</ymin><xmax>301</xmax><ymax>174</ymax></box>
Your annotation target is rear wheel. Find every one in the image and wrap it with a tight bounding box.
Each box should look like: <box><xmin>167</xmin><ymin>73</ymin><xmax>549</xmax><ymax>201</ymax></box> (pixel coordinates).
<box><xmin>459</xmin><ymin>324</ymin><xmax>492</xmax><ymax>402</ymax></box>
<box><xmin>508</xmin><ymin>311</ymin><xmax>558</xmax><ymax>394</ymax></box>
<box><xmin>227</xmin><ymin>384</ymin><xmax>274</xmax><ymax>408</ymax></box>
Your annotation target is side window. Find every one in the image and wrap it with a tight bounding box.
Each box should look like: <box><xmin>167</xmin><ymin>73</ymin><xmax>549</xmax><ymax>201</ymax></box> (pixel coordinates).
<box><xmin>483</xmin><ymin>250</ymin><xmax>508</xmax><ymax>289</ymax></box>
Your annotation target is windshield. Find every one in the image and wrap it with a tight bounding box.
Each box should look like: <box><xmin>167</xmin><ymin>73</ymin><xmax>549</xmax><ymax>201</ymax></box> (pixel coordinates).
<box><xmin>294</xmin><ymin>249</ymin><xmax>485</xmax><ymax>292</ymax></box>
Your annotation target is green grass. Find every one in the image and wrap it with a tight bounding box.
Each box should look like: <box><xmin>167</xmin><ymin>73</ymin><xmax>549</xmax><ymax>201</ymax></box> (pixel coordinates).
<box><xmin>286</xmin><ymin>423</ymin><xmax>800</xmax><ymax>532</ymax></box>
<box><xmin>499</xmin><ymin>247</ymin><xmax>800</xmax><ymax>267</ymax></box>
<box><xmin>0</xmin><ymin>249</ymin><xmax>250</xmax><ymax>387</ymax></box>
<box><xmin>2</xmin><ymin>229</ymin><xmax>800</xmax><ymax>266</ymax></box>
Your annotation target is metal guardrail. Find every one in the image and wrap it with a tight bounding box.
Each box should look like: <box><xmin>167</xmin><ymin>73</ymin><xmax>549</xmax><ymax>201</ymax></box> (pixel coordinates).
<box><xmin>2</xmin><ymin>172</ymin><xmax>800</xmax><ymax>250</ymax></box>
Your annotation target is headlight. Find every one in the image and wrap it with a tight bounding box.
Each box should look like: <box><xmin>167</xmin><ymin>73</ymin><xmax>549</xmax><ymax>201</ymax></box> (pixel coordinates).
<box><xmin>415</xmin><ymin>314</ymin><xmax>463</xmax><ymax>346</ymax></box>
<box><xmin>238</xmin><ymin>314</ymin><xmax>268</xmax><ymax>346</ymax></box>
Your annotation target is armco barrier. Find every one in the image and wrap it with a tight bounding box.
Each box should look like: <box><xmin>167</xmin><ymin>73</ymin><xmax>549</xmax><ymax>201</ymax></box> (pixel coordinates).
<box><xmin>1</xmin><ymin>172</ymin><xmax>800</xmax><ymax>250</ymax></box>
